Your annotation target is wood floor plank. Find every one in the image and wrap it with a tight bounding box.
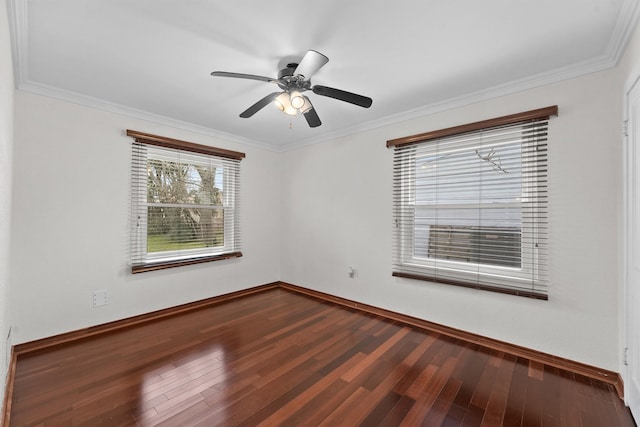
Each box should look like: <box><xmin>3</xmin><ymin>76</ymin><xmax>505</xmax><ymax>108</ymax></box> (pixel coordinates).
<box><xmin>256</xmin><ymin>352</ymin><xmax>366</xmax><ymax>426</ymax></box>
<box><xmin>378</xmin><ymin>394</ymin><xmax>416</xmax><ymax>427</ymax></box>
<box><xmin>274</xmin><ymin>378</ymin><xmax>362</xmax><ymax>426</ymax></box>
<box><xmin>522</xmin><ymin>374</ymin><xmax>544</xmax><ymax>427</ymax></box>
<box><xmin>470</xmin><ymin>359</ymin><xmax>499</xmax><ymax>410</ymax></box>
<box><xmin>450</xmin><ymin>343</ymin><xmax>490</xmax><ymax>412</ymax></box>
<box><xmin>503</xmin><ymin>356</ymin><xmax>528</xmax><ymax>426</ymax></box>
<box><xmin>341</xmin><ymin>326</ymin><xmax>411</xmax><ymax>382</ymax></box>
<box><xmin>480</xmin><ymin>353</ymin><xmax>516</xmax><ymax>426</ymax></box>
<box><xmin>400</xmin><ymin>355</ymin><xmax>460</xmax><ymax>425</ymax></box>
<box><xmin>7</xmin><ymin>288</ymin><xmax>636</xmax><ymax>426</ymax></box>
<box><xmin>393</xmin><ymin>334</ymin><xmax>444</xmax><ymax>397</ymax></box>
<box><xmin>441</xmin><ymin>402</ymin><xmax>467</xmax><ymax>427</ymax></box>
<box><xmin>417</xmin><ymin>377</ymin><xmax>462</xmax><ymax>427</ymax></box>
<box><xmin>540</xmin><ymin>365</ymin><xmax>563</xmax><ymax>427</ymax></box>
<box><xmin>358</xmin><ymin>391</ymin><xmax>403</xmax><ymax>426</ymax></box>
<box><xmin>318</xmin><ymin>386</ymin><xmax>371</xmax><ymax>426</ymax></box>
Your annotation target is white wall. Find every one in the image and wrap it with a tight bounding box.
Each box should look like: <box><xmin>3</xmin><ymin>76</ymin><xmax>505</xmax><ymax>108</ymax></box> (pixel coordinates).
<box><xmin>10</xmin><ymin>92</ymin><xmax>281</xmax><ymax>344</ymax></box>
<box><xmin>0</xmin><ymin>0</ymin><xmax>14</xmax><ymax>409</ymax></box>
<box><xmin>281</xmin><ymin>65</ymin><xmax>626</xmax><ymax>370</ymax></box>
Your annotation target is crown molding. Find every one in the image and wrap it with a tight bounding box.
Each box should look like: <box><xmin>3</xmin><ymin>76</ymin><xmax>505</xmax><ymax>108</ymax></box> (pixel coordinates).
<box><xmin>7</xmin><ymin>0</ymin><xmax>26</xmax><ymax>87</ymax></box>
<box><xmin>279</xmin><ymin>52</ymin><xmax>619</xmax><ymax>152</ymax></box>
<box><xmin>606</xmin><ymin>0</ymin><xmax>640</xmax><ymax>65</ymax></box>
<box><xmin>7</xmin><ymin>1</ymin><xmax>280</xmax><ymax>152</ymax></box>
<box><xmin>8</xmin><ymin>0</ymin><xmax>640</xmax><ymax>153</ymax></box>
<box><xmin>18</xmin><ymin>80</ymin><xmax>281</xmax><ymax>152</ymax></box>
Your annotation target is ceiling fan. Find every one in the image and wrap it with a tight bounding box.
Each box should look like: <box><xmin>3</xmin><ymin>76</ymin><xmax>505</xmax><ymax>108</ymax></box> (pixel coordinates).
<box><xmin>210</xmin><ymin>50</ymin><xmax>372</xmax><ymax>128</ymax></box>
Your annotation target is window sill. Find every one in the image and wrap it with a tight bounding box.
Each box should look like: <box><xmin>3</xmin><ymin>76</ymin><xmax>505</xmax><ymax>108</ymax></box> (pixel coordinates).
<box><xmin>392</xmin><ymin>271</ymin><xmax>548</xmax><ymax>300</ymax></box>
<box><xmin>131</xmin><ymin>251</ymin><xmax>243</xmax><ymax>274</ymax></box>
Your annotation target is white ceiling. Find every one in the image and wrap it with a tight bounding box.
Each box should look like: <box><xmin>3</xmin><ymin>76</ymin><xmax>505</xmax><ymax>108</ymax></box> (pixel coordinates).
<box><xmin>8</xmin><ymin>0</ymin><xmax>640</xmax><ymax>150</ymax></box>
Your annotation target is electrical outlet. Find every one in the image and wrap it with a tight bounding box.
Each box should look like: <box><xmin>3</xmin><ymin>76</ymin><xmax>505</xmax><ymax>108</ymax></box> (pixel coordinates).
<box><xmin>93</xmin><ymin>290</ymin><xmax>109</xmax><ymax>307</ymax></box>
<box><xmin>348</xmin><ymin>267</ymin><xmax>356</xmax><ymax>279</ymax></box>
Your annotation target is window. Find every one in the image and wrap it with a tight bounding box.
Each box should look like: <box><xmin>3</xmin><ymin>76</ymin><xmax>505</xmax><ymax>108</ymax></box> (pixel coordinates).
<box><xmin>388</xmin><ymin>106</ymin><xmax>557</xmax><ymax>299</ymax></box>
<box><xmin>128</xmin><ymin>130</ymin><xmax>244</xmax><ymax>273</ymax></box>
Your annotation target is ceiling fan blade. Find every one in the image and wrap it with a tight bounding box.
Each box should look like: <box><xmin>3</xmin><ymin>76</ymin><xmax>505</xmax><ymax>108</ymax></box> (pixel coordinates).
<box><xmin>303</xmin><ymin>105</ymin><xmax>322</xmax><ymax>128</ymax></box>
<box><xmin>293</xmin><ymin>50</ymin><xmax>329</xmax><ymax>79</ymax></box>
<box><xmin>239</xmin><ymin>92</ymin><xmax>281</xmax><ymax>118</ymax></box>
<box><xmin>211</xmin><ymin>71</ymin><xmax>277</xmax><ymax>84</ymax></box>
<box><xmin>312</xmin><ymin>85</ymin><xmax>373</xmax><ymax>108</ymax></box>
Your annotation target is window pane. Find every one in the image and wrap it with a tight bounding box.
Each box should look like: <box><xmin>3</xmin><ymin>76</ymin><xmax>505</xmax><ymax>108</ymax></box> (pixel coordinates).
<box><xmin>415</xmin><ymin>206</ymin><xmax>522</xmax><ymax>228</ymax></box>
<box><xmin>416</xmin><ymin>144</ymin><xmax>522</xmax><ymax>204</ymax></box>
<box><xmin>412</xmin><ymin>138</ymin><xmax>523</xmax><ymax>268</ymax></box>
<box><xmin>147</xmin><ymin>206</ymin><xmax>224</xmax><ymax>253</ymax></box>
<box><xmin>419</xmin><ymin>225</ymin><xmax>521</xmax><ymax>268</ymax></box>
<box><xmin>147</xmin><ymin>160</ymin><xmax>223</xmax><ymax>206</ymax></box>
<box><xmin>146</xmin><ymin>158</ymin><xmax>225</xmax><ymax>254</ymax></box>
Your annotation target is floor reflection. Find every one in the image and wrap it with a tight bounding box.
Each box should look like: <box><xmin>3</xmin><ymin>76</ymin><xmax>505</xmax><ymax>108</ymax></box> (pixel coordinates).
<box><xmin>137</xmin><ymin>344</ymin><xmax>229</xmax><ymax>425</ymax></box>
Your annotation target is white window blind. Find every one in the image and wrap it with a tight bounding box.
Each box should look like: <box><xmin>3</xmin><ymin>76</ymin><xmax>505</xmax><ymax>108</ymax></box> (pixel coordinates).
<box><xmin>388</xmin><ymin>106</ymin><xmax>557</xmax><ymax>300</ymax></box>
<box><xmin>128</xmin><ymin>130</ymin><xmax>243</xmax><ymax>273</ymax></box>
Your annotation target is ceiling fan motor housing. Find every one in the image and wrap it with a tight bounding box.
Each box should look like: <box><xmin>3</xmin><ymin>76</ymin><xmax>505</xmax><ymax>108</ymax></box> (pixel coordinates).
<box><xmin>276</xmin><ymin>63</ymin><xmax>312</xmax><ymax>92</ymax></box>
<box><xmin>278</xmin><ymin>63</ymin><xmax>298</xmax><ymax>80</ymax></box>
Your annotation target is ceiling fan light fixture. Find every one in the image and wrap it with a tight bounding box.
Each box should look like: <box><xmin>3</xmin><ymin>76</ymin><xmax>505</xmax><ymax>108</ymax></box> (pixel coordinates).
<box><xmin>290</xmin><ymin>91</ymin><xmax>305</xmax><ymax>109</ymax></box>
<box><xmin>274</xmin><ymin>92</ymin><xmax>298</xmax><ymax>115</ymax></box>
<box><xmin>298</xmin><ymin>96</ymin><xmax>312</xmax><ymax>114</ymax></box>
<box><xmin>273</xmin><ymin>93</ymin><xmax>287</xmax><ymax>111</ymax></box>
<box><xmin>283</xmin><ymin>105</ymin><xmax>298</xmax><ymax>116</ymax></box>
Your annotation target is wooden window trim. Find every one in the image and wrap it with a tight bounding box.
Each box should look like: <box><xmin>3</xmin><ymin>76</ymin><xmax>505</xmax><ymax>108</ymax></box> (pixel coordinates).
<box><xmin>386</xmin><ymin>105</ymin><xmax>558</xmax><ymax>148</ymax></box>
<box><xmin>131</xmin><ymin>252</ymin><xmax>243</xmax><ymax>274</ymax></box>
<box><xmin>126</xmin><ymin>130</ymin><xmax>246</xmax><ymax>160</ymax></box>
<box><xmin>392</xmin><ymin>272</ymin><xmax>548</xmax><ymax>301</ymax></box>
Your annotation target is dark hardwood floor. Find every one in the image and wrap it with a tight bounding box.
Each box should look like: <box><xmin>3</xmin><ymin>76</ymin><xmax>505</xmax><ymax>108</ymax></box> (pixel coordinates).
<box><xmin>7</xmin><ymin>288</ymin><xmax>636</xmax><ymax>426</ymax></box>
